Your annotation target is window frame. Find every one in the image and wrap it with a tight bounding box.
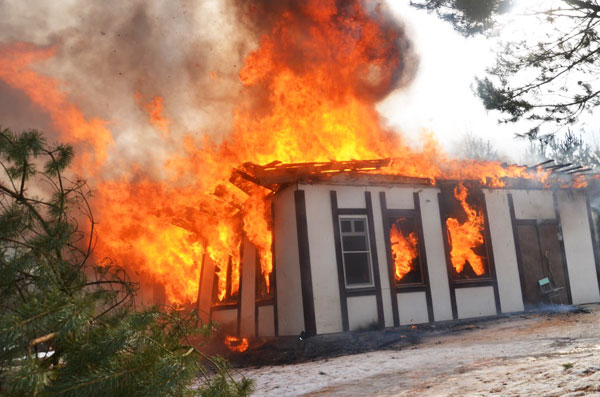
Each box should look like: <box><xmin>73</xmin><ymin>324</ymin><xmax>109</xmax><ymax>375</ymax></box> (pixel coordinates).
<box><xmin>338</xmin><ymin>215</ymin><xmax>375</xmax><ymax>289</ymax></box>
<box><xmin>439</xmin><ymin>186</ymin><xmax>493</xmax><ymax>283</ymax></box>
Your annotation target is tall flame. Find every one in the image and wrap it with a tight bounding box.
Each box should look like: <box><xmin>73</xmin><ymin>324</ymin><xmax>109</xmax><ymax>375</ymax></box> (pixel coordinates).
<box><xmin>445</xmin><ymin>183</ymin><xmax>486</xmax><ymax>276</ymax></box>
<box><xmin>0</xmin><ymin>2</ymin><xmax>585</xmax><ymax>308</ymax></box>
<box><xmin>389</xmin><ymin>223</ymin><xmax>419</xmax><ymax>281</ymax></box>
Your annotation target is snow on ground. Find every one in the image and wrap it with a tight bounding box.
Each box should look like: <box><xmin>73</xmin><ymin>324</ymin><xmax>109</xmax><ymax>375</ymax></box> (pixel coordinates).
<box><xmin>238</xmin><ymin>304</ymin><xmax>600</xmax><ymax>396</ymax></box>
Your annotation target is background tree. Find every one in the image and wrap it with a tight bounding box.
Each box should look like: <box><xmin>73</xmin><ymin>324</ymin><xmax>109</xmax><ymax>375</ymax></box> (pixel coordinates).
<box><xmin>0</xmin><ymin>127</ymin><xmax>252</xmax><ymax>396</ymax></box>
<box><xmin>413</xmin><ymin>1</ymin><xmax>600</xmax><ymax>142</ymax></box>
<box><xmin>456</xmin><ymin>132</ymin><xmax>501</xmax><ymax>161</ymax></box>
<box><xmin>477</xmin><ymin>1</ymin><xmax>600</xmax><ymax>139</ymax></box>
<box><xmin>410</xmin><ymin>0</ymin><xmax>513</xmax><ymax>35</ymax></box>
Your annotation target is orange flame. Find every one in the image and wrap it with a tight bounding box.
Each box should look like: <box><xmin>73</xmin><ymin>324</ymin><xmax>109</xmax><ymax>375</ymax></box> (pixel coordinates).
<box><xmin>0</xmin><ymin>2</ymin><xmax>586</xmax><ymax>309</ymax></box>
<box><xmin>389</xmin><ymin>223</ymin><xmax>419</xmax><ymax>281</ymax></box>
<box><xmin>445</xmin><ymin>184</ymin><xmax>486</xmax><ymax>276</ymax></box>
<box><xmin>136</xmin><ymin>94</ymin><xmax>170</xmax><ymax>135</ymax></box>
<box><xmin>224</xmin><ymin>336</ymin><xmax>249</xmax><ymax>353</ymax></box>
<box><xmin>0</xmin><ymin>42</ymin><xmax>112</xmax><ymax>173</ymax></box>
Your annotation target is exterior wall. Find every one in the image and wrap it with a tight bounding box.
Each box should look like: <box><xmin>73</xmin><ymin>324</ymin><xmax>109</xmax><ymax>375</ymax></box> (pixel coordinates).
<box><xmin>557</xmin><ymin>190</ymin><xmax>600</xmax><ymax>304</ymax></box>
<box><xmin>484</xmin><ymin>189</ymin><xmax>524</xmax><ymax>313</ymax></box>
<box><xmin>347</xmin><ymin>295</ymin><xmax>378</xmax><ymax>331</ymax></box>
<box><xmin>510</xmin><ymin>190</ymin><xmax>555</xmax><ymax>220</ymax></box>
<box><xmin>299</xmin><ymin>183</ymin><xmax>453</xmax><ymax>331</ymax></box>
<box><xmin>239</xmin><ymin>239</ymin><xmax>256</xmax><ymax>336</ymax></box>
<box><xmin>266</xmin><ymin>183</ymin><xmax>599</xmax><ymax>337</ymax></box>
<box><xmin>197</xmin><ymin>255</ymin><xmax>216</xmax><ymax>324</ymax></box>
<box><xmin>366</xmin><ymin>187</ymin><xmax>394</xmax><ymax>327</ymax></box>
<box><xmin>273</xmin><ymin>186</ymin><xmax>305</xmax><ymax>336</ymax></box>
<box><xmin>257</xmin><ymin>305</ymin><xmax>275</xmax><ymax>337</ymax></box>
<box><xmin>418</xmin><ymin>188</ymin><xmax>454</xmax><ymax>322</ymax></box>
<box><xmin>455</xmin><ymin>286</ymin><xmax>496</xmax><ymax>319</ymax></box>
<box><xmin>397</xmin><ymin>291</ymin><xmax>429</xmax><ymax>325</ymax></box>
<box><xmin>211</xmin><ymin>309</ymin><xmax>238</xmax><ymax>331</ymax></box>
<box><xmin>301</xmin><ymin>184</ymin><xmax>344</xmax><ymax>334</ymax></box>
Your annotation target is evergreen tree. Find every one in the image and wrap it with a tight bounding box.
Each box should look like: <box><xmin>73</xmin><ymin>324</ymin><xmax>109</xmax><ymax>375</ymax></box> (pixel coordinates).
<box><xmin>0</xmin><ymin>127</ymin><xmax>252</xmax><ymax>396</ymax></box>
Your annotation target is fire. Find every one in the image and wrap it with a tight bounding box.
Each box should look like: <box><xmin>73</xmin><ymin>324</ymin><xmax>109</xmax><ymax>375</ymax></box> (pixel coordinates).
<box><xmin>224</xmin><ymin>336</ymin><xmax>249</xmax><ymax>353</ymax></box>
<box><xmin>243</xmin><ymin>192</ymin><xmax>273</xmax><ymax>292</ymax></box>
<box><xmin>0</xmin><ymin>42</ymin><xmax>112</xmax><ymax>173</ymax></box>
<box><xmin>0</xmin><ymin>2</ymin><xmax>588</xmax><ymax>310</ymax></box>
<box><xmin>136</xmin><ymin>93</ymin><xmax>170</xmax><ymax>135</ymax></box>
<box><xmin>445</xmin><ymin>184</ymin><xmax>486</xmax><ymax>276</ymax></box>
<box><xmin>389</xmin><ymin>223</ymin><xmax>419</xmax><ymax>281</ymax></box>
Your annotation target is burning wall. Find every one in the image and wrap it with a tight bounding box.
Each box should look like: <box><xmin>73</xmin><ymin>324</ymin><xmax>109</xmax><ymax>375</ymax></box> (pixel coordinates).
<box><xmin>0</xmin><ymin>0</ymin><xmax>590</xmax><ymax>312</ymax></box>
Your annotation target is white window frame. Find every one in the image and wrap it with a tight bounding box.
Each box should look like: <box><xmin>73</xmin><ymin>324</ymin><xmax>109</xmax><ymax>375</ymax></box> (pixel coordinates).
<box><xmin>338</xmin><ymin>215</ymin><xmax>375</xmax><ymax>289</ymax></box>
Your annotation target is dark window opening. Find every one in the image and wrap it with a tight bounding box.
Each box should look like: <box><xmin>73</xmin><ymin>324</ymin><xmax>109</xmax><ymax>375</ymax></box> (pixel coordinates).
<box><xmin>256</xmin><ymin>254</ymin><xmax>274</xmax><ymax>302</ymax></box>
<box><xmin>441</xmin><ymin>183</ymin><xmax>491</xmax><ymax>281</ymax></box>
<box><xmin>389</xmin><ymin>216</ymin><xmax>423</xmax><ymax>285</ymax></box>
<box><xmin>212</xmin><ymin>256</ymin><xmax>240</xmax><ymax>305</ymax></box>
<box><xmin>339</xmin><ymin>216</ymin><xmax>374</xmax><ymax>288</ymax></box>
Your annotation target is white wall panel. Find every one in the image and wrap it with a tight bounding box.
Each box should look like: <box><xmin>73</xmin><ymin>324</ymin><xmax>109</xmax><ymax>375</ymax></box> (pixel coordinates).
<box><xmin>211</xmin><ymin>309</ymin><xmax>238</xmax><ymax>332</ymax></box>
<box><xmin>397</xmin><ymin>291</ymin><xmax>429</xmax><ymax>325</ymax></box>
<box><xmin>273</xmin><ymin>186</ymin><xmax>305</xmax><ymax>336</ymax></box>
<box><xmin>347</xmin><ymin>295</ymin><xmax>379</xmax><ymax>331</ymax></box>
<box><xmin>239</xmin><ymin>239</ymin><xmax>256</xmax><ymax>337</ymax></box>
<box><xmin>455</xmin><ymin>286</ymin><xmax>496</xmax><ymax>319</ymax></box>
<box><xmin>510</xmin><ymin>190</ymin><xmax>555</xmax><ymax>220</ymax></box>
<box><xmin>419</xmin><ymin>189</ymin><xmax>453</xmax><ymax>321</ymax></box>
<box><xmin>301</xmin><ymin>184</ymin><xmax>344</xmax><ymax>334</ymax></box>
<box><xmin>385</xmin><ymin>187</ymin><xmax>416</xmax><ymax>210</ymax></box>
<box><xmin>484</xmin><ymin>190</ymin><xmax>524</xmax><ymax>313</ymax></box>
<box><xmin>557</xmin><ymin>190</ymin><xmax>600</xmax><ymax>304</ymax></box>
<box><xmin>334</xmin><ymin>185</ymin><xmax>367</xmax><ymax>208</ymax></box>
<box><xmin>257</xmin><ymin>305</ymin><xmax>275</xmax><ymax>337</ymax></box>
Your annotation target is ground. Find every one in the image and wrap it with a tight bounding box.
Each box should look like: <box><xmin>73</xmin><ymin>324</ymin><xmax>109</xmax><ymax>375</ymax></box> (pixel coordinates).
<box><xmin>237</xmin><ymin>304</ymin><xmax>600</xmax><ymax>396</ymax></box>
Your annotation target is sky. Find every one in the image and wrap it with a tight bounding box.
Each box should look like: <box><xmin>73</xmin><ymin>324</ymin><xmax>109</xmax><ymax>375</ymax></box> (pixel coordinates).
<box><xmin>382</xmin><ymin>1</ymin><xmax>599</xmax><ymax>163</ymax></box>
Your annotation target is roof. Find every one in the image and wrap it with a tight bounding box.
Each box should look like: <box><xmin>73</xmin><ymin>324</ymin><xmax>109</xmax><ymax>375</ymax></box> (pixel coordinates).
<box><xmin>229</xmin><ymin>158</ymin><xmax>598</xmax><ymax>194</ymax></box>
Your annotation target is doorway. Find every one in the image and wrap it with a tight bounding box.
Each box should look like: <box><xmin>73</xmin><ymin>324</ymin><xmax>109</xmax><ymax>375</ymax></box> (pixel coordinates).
<box><xmin>515</xmin><ymin>220</ymin><xmax>570</xmax><ymax>308</ymax></box>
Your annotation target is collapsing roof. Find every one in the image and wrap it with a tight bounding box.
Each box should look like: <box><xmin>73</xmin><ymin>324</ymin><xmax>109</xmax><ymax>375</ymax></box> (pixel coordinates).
<box><xmin>230</xmin><ymin>158</ymin><xmax>598</xmax><ymax>193</ymax></box>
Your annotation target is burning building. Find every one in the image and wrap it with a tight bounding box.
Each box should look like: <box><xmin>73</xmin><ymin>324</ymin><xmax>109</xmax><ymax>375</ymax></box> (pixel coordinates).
<box><xmin>192</xmin><ymin>160</ymin><xmax>600</xmax><ymax>338</ymax></box>
<box><xmin>1</xmin><ymin>1</ymin><xmax>600</xmax><ymax>343</ymax></box>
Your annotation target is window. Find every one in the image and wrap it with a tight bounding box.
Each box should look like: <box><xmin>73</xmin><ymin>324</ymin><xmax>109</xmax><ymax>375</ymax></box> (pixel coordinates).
<box><xmin>212</xmin><ymin>256</ymin><xmax>240</xmax><ymax>305</ymax></box>
<box><xmin>339</xmin><ymin>216</ymin><xmax>374</xmax><ymax>288</ymax></box>
<box><xmin>440</xmin><ymin>184</ymin><xmax>490</xmax><ymax>281</ymax></box>
<box><xmin>388</xmin><ymin>216</ymin><xmax>423</xmax><ymax>285</ymax></box>
<box><xmin>256</xmin><ymin>254</ymin><xmax>274</xmax><ymax>302</ymax></box>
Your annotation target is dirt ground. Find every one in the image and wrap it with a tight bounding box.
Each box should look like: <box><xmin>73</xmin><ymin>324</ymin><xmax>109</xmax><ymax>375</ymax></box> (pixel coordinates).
<box><xmin>237</xmin><ymin>304</ymin><xmax>600</xmax><ymax>396</ymax></box>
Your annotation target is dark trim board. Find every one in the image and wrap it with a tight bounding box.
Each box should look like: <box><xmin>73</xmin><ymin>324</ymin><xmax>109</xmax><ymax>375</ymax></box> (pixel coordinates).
<box><xmin>553</xmin><ymin>191</ymin><xmax>573</xmax><ymax>305</ymax></box>
<box><xmin>379</xmin><ymin>192</ymin><xmax>400</xmax><ymax>326</ymax></box>
<box><xmin>294</xmin><ymin>190</ymin><xmax>317</xmax><ymax>336</ymax></box>
<box><xmin>365</xmin><ymin>192</ymin><xmax>385</xmax><ymax>329</ymax></box>
<box><xmin>585</xmin><ymin>191</ymin><xmax>600</xmax><ymax>296</ymax></box>
<box><xmin>270</xmin><ymin>201</ymin><xmax>279</xmax><ymax>336</ymax></box>
<box><xmin>330</xmin><ymin>191</ymin><xmax>385</xmax><ymax>331</ymax></box>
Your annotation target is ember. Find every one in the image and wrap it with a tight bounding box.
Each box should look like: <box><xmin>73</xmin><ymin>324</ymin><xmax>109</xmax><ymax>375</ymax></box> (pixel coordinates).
<box><xmin>224</xmin><ymin>336</ymin><xmax>249</xmax><ymax>353</ymax></box>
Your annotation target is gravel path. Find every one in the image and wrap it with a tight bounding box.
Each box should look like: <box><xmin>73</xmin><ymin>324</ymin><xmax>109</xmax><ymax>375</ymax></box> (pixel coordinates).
<box><xmin>239</xmin><ymin>304</ymin><xmax>600</xmax><ymax>396</ymax></box>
